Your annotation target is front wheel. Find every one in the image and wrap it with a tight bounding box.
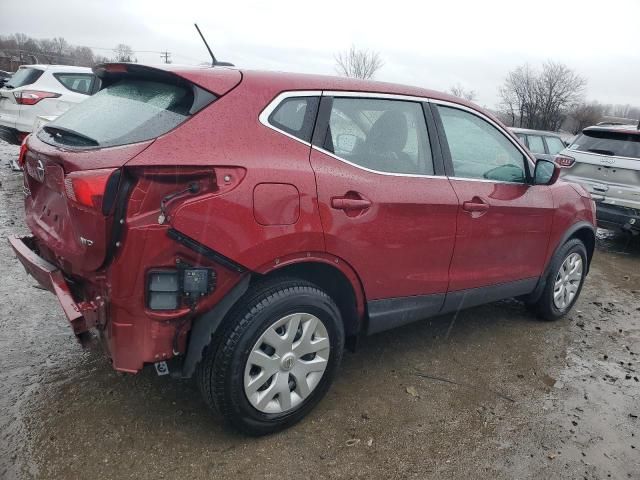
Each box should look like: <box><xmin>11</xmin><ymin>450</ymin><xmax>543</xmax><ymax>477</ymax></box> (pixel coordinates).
<box><xmin>530</xmin><ymin>238</ymin><xmax>587</xmax><ymax>321</ymax></box>
<box><xmin>197</xmin><ymin>278</ymin><xmax>344</xmax><ymax>435</ymax></box>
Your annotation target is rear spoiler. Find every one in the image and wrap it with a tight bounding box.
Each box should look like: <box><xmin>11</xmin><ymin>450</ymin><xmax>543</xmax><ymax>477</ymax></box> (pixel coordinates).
<box><xmin>92</xmin><ymin>63</ymin><xmax>242</xmax><ymax>97</ymax></box>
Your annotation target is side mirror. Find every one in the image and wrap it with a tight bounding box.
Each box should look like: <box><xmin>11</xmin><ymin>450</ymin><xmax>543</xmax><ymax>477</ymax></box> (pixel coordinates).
<box><xmin>533</xmin><ymin>159</ymin><xmax>561</xmax><ymax>186</ymax></box>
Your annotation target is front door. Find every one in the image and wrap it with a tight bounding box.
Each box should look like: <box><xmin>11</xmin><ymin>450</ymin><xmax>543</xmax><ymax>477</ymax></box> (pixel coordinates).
<box><xmin>433</xmin><ymin>104</ymin><xmax>554</xmax><ymax>293</ymax></box>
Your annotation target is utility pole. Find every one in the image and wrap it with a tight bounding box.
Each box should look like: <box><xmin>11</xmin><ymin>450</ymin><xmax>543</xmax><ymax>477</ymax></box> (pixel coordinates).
<box><xmin>160</xmin><ymin>51</ymin><xmax>171</xmax><ymax>64</ymax></box>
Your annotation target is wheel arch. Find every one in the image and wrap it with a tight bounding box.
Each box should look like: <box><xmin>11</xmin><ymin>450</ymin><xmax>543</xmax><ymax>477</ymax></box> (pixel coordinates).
<box><xmin>182</xmin><ymin>254</ymin><xmax>367</xmax><ymax>378</ymax></box>
<box><xmin>567</xmin><ymin>224</ymin><xmax>595</xmax><ymax>271</ymax></box>
<box><xmin>257</xmin><ymin>257</ymin><xmax>366</xmax><ymax>345</ymax></box>
<box><xmin>525</xmin><ymin>221</ymin><xmax>595</xmax><ymax>304</ymax></box>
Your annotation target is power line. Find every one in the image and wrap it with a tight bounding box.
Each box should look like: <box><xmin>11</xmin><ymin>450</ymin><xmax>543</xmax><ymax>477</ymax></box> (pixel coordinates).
<box><xmin>160</xmin><ymin>50</ymin><xmax>171</xmax><ymax>64</ymax></box>
<box><xmin>87</xmin><ymin>46</ymin><xmax>169</xmax><ymax>54</ymax></box>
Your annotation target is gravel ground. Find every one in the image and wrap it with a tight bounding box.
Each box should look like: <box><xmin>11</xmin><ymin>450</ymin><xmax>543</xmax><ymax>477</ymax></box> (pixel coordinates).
<box><xmin>0</xmin><ymin>139</ymin><xmax>638</xmax><ymax>479</ymax></box>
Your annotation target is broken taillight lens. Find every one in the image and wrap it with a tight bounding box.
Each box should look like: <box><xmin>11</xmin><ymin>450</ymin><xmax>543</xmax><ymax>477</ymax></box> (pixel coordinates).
<box><xmin>554</xmin><ymin>154</ymin><xmax>575</xmax><ymax>168</ymax></box>
<box><xmin>64</xmin><ymin>168</ymin><xmax>118</xmax><ymax>211</ymax></box>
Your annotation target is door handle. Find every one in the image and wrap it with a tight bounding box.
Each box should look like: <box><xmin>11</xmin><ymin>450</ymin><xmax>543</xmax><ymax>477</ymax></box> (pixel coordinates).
<box><xmin>462</xmin><ymin>198</ymin><xmax>489</xmax><ymax>212</ymax></box>
<box><xmin>331</xmin><ymin>196</ymin><xmax>371</xmax><ymax>211</ymax></box>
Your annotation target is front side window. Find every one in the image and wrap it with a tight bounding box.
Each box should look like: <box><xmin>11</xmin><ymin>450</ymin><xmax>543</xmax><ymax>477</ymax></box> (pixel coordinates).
<box><xmin>437</xmin><ymin>106</ymin><xmax>527</xmax><ymax>183</ymax></box>
<box><xmin>545</xmin><ymin>136</ymin><xmax>566</xmax><ymax>155</ymax></box>
<box><xmin>527</xmin><ymin>135</ymin><xmax>546</xmax><ymax>154</ymax></box>
<box><xmin>268</xmin><ymin>96</ymin><xmax>319</xmax><ymax>143</ymax></box>
<box><xmin>323</xmin><ymin>98</ymin><xmax>433</xmax><ymax>175</ymax></box>
<box><xmin>54</xmin><ymin>73</ymin><xmax>95</xmax><ymax>95</ymax></box>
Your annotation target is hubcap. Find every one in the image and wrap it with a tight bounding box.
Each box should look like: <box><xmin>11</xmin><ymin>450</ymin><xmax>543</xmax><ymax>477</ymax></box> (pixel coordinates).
<box><xmin>244</xmin><ymin>313</ymin><xmax>330</xmax><ymax>414</ymax></box>
<box><xmin>553</xmin><ymin>252</ymin><xmax>583</xmax><ymax>310</ymax></box>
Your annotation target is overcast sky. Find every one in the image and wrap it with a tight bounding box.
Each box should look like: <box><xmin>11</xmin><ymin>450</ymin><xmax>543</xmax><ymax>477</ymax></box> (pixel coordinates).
<box><xmin>1</xmin><ymin>0</ymin><xmax>639</xmax><ymax>108</ymax></box>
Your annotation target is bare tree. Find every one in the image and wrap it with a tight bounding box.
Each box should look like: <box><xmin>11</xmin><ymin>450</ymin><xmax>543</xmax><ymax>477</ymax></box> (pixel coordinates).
<box><xmin>498</xmin><ymin>61</ymin><xmax>586</xmax><ymax>131</ymax></box>
<box><xmin>449</xmin><ymin>83</ymin><xmax>477</xmax><ymax>102</ymax></box>
<box><xmin>335</xmin><ymin>46</ymin><xmax>383</xmax><ymax>80</ymax></box>
<box><xmin>565</xmin><ymin>102</ymin><xmax>604</xmax><ymax>133</ymax></box>
<box><xmin>0</xmin><ymin>33</ymin><xmax>112</xmax><ymax>69</ymax></box>
<box><xmin>113</xmin><ymin>43</ymin><xmax>136</xmax><ymax>63</ymax></box>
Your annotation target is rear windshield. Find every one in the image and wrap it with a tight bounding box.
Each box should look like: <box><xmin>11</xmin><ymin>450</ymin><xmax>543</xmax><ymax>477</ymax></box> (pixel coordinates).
<box><xmin>570</xmin><ymin>129</ymin><xmax>640</xmax><ymax>159</ymax></box>
<box><xmin>4</xmin><ymin>67</ymin><xmax>43</xmax><ymax>89</ymax></box>
<box><xmin>38</xmin><ymin>79</ymin><xmax>197</xmax><ymax>148</ymax></box>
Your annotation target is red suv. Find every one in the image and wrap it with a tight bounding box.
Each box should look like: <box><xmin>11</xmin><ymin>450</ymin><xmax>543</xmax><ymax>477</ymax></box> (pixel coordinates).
<box><xmin>9</xmin><ymin>63</ymin><xmax>596</xmax><ymax>435</ymax></box>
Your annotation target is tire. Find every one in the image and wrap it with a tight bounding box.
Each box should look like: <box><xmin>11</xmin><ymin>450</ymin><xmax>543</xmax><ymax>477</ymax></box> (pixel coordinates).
<box><xmin>197</xmin><ymin>277</ymin><xmax>344</xmax><ymax>436</ymax></box>
<box><xmin>530</xmin><ymin>238</ymin><xmax>588</xmax><ymax>321</ymax></box>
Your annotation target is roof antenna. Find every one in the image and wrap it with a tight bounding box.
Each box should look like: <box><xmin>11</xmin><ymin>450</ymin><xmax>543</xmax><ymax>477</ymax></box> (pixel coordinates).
<box><xmin>194</xmin><ymin>23</ymin><xmax>234</xmax><ymax>67</ymax></box>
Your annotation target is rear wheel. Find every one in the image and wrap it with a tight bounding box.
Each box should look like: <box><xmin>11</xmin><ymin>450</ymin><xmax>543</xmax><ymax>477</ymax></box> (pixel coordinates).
<box><xmin>197</xmin><ymin>278</ymin><xmax>344</xmax><ymax>435</ymax></box>
<box><xmin>530</xmin><ymin>238</ymin><xmax>587</xmax><ymax>321</ymax></box>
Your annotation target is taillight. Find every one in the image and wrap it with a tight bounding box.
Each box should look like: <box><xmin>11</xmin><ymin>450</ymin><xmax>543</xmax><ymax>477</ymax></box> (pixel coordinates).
<box><xmin>64</xmin><ymin>168</ymin><xmax>118</xmax><ymax>212</ymax></box>
<box><xmin>17</xmin><ymin>135</ymin><xmax>29</xmax><ymax>167</ymax></box>
<box><xmin>554</xmin><ymin>154</ymin><xmax>575</xmax><ymax>168</ymax></box>
<box><xmin>13</xmin><ymin>90</ymin><xmax>61</xmax><ymax>105</ymax></box>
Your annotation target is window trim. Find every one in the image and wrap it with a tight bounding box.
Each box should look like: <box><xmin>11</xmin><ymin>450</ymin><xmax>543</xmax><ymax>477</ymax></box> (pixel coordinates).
<box><xmin>259</xmin><ymin>90</ymin><xmax>534</xmax><ymax>182</ymax></box>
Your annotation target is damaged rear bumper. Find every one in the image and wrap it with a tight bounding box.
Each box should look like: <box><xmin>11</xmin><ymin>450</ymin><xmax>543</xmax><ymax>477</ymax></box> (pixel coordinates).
<box><xmin>8</xmin><ymin>234</ymin><xmax>104</xmax><ymax>338</ymax></box>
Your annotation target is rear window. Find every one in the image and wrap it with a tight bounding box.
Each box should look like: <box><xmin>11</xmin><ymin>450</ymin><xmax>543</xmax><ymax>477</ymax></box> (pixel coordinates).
<box><xmin>545</xmin><ymin>136</ymin><xmax>565</xmax><ymax>155</ymax></box>
<box><xmin>4</xmin><ymin>67</ymin><xmax>43</xmax><ymax>88</ymax></box>
<box><xmin>569</xmin><ymin>129</ymin><xmax>640</xmax><ymax>159</ymax></box>
<box><xmin>527</xmin><ymin>135</ymin><xmax>546</xmax><ymax>154</ymax></box>
<box><xmin>268</xmin><ymin>96</ymin><xmax>319</xmax><ymax>143</ymax></box>
<box><xmin>54</xmin><ymin>73</ymin><xmax>95</xmax><ymax>95</ymax></box>
<box><xmin>38</xmin><ymin>78</ymin><xmax>207</xmax><ymax>148</ymax></box>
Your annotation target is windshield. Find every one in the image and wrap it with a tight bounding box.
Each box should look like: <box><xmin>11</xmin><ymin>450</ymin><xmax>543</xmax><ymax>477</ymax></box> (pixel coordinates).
<box><xmin>38</xmin><ymin>78</ymin><xmax>195</xmax><ymax>148</ymax></box>
<box><xmin>569</xmin><ymin>129</ymin><xmax>640</xmax><ymax>159</ymax></box>
<box><xmin>4</xmin><ymin>67</ymin><xmax>43</xmax><ymax>89</ymax></box>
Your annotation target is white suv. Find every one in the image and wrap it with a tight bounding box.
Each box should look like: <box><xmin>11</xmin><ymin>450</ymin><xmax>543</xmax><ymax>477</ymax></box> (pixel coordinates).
<box><xmin>558</xmin><ymin>124</ymin><xmax>640</xmax><ymax>235</ymax></box>
<box><xmin>0</xmin><ymin>64</ymin><xmax>97</xmax><ymax>144</ymax></box>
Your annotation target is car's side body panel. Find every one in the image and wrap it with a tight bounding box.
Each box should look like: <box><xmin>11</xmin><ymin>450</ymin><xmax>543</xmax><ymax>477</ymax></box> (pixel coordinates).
<box><xmin>446</xmin><ymin>180</ymin><xmax>554</xmax><ymax>290</ymax></box>
<box><xmin>9</xmin><ymin>64</ymin><xmax>597</xmax><ymax>374</ymax></box>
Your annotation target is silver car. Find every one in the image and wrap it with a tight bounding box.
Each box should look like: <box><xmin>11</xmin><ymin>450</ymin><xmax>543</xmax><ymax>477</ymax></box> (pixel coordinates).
<box><xmin>509</xmin><ymin>127</ymin><xmax>568</xmax><ymax>162</ymax></box>
<box><xmin>558</xmin><ymin>124</ymin><xmax>640</xmax><ymax>234</ymax></box>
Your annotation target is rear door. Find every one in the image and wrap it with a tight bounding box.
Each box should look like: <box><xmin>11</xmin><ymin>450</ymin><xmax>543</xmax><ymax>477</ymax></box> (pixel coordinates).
<box><xmin>432</xmin><ymin>103</ymin><xmax>554</xmax><ymax>292</ymax></box>
<box><xmin>309</xmin><ymin>94</ymin><xmax>458</xmax><ymax>318</ymax></box>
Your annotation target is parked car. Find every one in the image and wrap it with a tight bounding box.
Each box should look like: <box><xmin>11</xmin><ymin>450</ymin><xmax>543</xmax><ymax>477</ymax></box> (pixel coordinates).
<box><xmin>558</xmin><ymin>124</ymin><xmax>640</xmax><ymax>234</ymax></box>
<box><xmin>510</xmin><ymin>127</ymin><xmax>567</xmax><ymax>161</ymax></box>
<box><xmin>9</xmin><ymin>63</ymin><xmax>596</xmax><ymax>435</ymax></box>
<box><xmin>0</xmin><ymin>70</ymin><xmax>12</xmax><ymax>88</ymax></box>
<box><xmin>0</xmin><ymin>64</ymin><xmax>98</xmax><ymax>144</ymax></box>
